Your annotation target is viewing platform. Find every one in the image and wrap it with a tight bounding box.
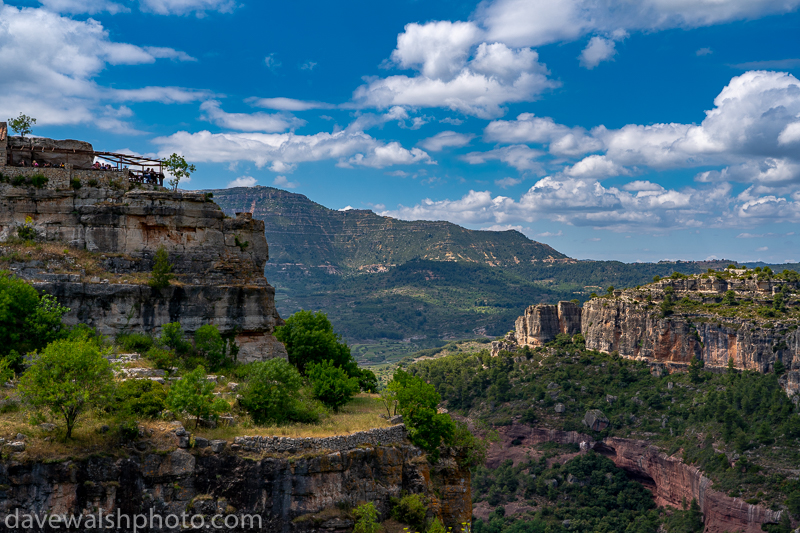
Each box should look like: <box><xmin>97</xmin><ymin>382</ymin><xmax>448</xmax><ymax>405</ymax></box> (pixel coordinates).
<box><xmin>0</xmin><ymin>121</ymin><xmax>165</xmax><ymax>188</ymax></box>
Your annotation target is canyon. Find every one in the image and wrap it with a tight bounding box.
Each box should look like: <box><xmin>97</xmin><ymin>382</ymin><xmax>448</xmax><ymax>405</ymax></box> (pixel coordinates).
<box><xmin>488</xmin><ymin>424</ymin><xmax>782</xmax><ymax>533</ymax></box>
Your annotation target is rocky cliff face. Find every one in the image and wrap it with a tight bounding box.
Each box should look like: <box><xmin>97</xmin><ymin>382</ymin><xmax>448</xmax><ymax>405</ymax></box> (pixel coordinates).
<box><xmin>0</xmin><ymin>438</ymin><xmax>470</xmax><ymax>533</ymax></box>
<box><xmin>514</xmin><ymin>302</ymin><xmax>581</xmax><ymax>346</ymax></box>
<box><xmin>491</xmin><ymin>424</ymin><xmax>783</xmax><ymax>533</ymax></box>
<box><xmin>580</xmin><ymin>297</ymin><xmax>800</xmax><ymax>394</ymax></box>
<box><xmin>0</xmin><ymin>184</ymin><xmax>285</xmax><ymax>361</ymax></box>
<box><xmin>509</xmin><ymin>277</ymin><xmax>799</xmax><ymax>395</ymax></box>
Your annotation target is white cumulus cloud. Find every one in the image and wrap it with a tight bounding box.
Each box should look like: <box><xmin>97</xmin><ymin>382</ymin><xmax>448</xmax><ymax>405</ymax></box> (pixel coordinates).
<box><xmin>200</xmin><ymin>101</ymin><xmax>304</xmax><ymax>132</ymax></box>
<box><xmin>227</xmin><ymin>176</ymin><xmax>257</xmax><ymax>188</ymax></box>
<box><xmin>273</xmin><ymin>175</ymin><xmax>299</xmax><ymax>189</ymax></box>
<box><xmin>419</xmin><ymin>131</ymin><xmax>474</xmax><ymax>151</ymax></box>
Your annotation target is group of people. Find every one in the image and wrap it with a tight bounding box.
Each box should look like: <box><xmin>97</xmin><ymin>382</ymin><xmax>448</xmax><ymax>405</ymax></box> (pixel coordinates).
<box><xmin>131</xmin><ymin>168</ymin><xmax>165</xmax><ymax>186</ymax></box>
<box><xmin>17</xmin><ymin>160</ymin><xmax>64</xmax><ymax>168</ymax></box>
<box><xmin>92</xmin><ymin>162</ymin><xmax>117</xmax><ymax>171</ymax></box>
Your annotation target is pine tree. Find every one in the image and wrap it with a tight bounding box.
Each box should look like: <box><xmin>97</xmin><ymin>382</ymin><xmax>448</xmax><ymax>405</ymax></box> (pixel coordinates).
<box><xmin>149</xmin><ymin>246</ymin><xmax>173</xmax><ymax>289</ymax></box>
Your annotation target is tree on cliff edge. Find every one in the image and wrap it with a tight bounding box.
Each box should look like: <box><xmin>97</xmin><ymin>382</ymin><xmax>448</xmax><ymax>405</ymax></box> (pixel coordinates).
<box><xmin>163</xmin><ymin>153</ymin><xmax>196</xmax><ymax>191</ymax></box>
<box><xmin>8</xmin><ymin>113</ymin><xmax>35</xmax><ymax>137</ymax></box>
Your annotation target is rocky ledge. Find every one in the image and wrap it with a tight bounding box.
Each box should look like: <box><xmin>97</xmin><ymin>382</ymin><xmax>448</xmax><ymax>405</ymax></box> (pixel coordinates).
<box><xmin>0</xmin><ymin>184</ymin><xmax>286</xmax><ymax>361</ymax></box>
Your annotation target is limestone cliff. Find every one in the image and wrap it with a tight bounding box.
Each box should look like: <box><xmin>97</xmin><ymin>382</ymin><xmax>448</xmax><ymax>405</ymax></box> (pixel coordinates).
<box><xmin>514</xmin><ymin>301</ymin><xmax>581</xmax><ymax>346</ymax></box>
<box><xmin>0</xmin><ymin>426</ymin><xmax>471</xmax><ymax>533</ymax></box>
<box><xmin>510</xmin><ymin>274</ymin><xmax>800</xmax><ymax>395</ymax></box>
<box><xmin>0</xmin><ymin>182</ymin><xmax>286</xmax><ymax>362</ymax></box>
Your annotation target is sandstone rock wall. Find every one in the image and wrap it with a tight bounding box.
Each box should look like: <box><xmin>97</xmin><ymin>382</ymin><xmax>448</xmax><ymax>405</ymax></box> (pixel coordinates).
<box><xmin>581</xmin><ymin>298</ymin><xmax>800</xmax><ymax>394</ymax></box>
<box><xmin>515</xmin><ymin>302</ymin><xmax>581</xmax><ymax>346</ymax></box>
<box><xmin>0</xmin><ymin>184</ymin><xmax>286</xmax><ymax>361</ymax></box>
<box><xmin>492</xmin><ymin>424</ymin><xmax>783</xmax><ymax>533</ymax></box>
<box><xmin>0</xmin><ymin>442</ymin><xmax>471</xmax><ymax>533</ymax></box>
<box><xmin>5</xmin><ymin>135</ymin><xmax>94</xmax><ymax>169</ymax></box>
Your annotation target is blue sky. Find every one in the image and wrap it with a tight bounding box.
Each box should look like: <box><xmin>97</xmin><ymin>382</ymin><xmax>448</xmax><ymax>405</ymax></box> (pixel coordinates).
<box><xmin>2</xmin><ymin>0</ymin><xmax>800</xmax><ymax>263</ymax></box>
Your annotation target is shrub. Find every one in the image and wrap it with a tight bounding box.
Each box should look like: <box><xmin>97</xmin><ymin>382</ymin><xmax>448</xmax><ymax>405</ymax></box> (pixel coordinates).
<box><xmin>391</xmin><ymin>494</ymin><xmax>427</xmax><ymax>530</ymax></box>
<box><xmin>239</xmin><ymin>358</ymin><xmax>305</xmax><ymax>424</ymax></box>
<box><xmin>87</xmin><ymin>178</ymin><xmax>99</xmax><ymax>187</ymax></box>
<box><xmin>0</xmin><ymin>272</ymin><xmax>69</xmax><ymax>370</ymax></box>
<box><xmin>391</xmin><ymin>370</ymin><xmax>455</xmax><ymax>460</ymax></box>
<box><xmin>113</xmin><ymin>379</ymin><xmax>168</xmax><ymax>418</ymax></box>
<box><xmin>146</xmin><ymin>346</ymin><xmax>175</xmax><ymax>370</ymax></box>
<box><xmin>193</xmin><ymin>324</ymin><xmax>226</xmax><ymax>370</ymax></box>
<box><xmin>19</xmin><ymin>338</ymin><xmax>114</xmax><ymax>439</ymax></box>
<box><xmin>30</xmin><ymin>173</ymin><xmax>48</xmax><ymax>188</ymax></box>
<box><xmin>166</xmin><ymin>366</ymin><xmax>228</xmax><ymax>428</ymax></box>
<box><xmin>307</xmin><ymin>360</ymin><xmax>359</xmax><ymax>412</ymax></box>
<box><xmin>70</xmin><ymin>178</ymin><xmax>82</xmax><ymax>189</ymax></box>
<box><xmin>10</xmin><ymin>175</ymin><xmax>25</xmax><ymax>186</ymax></box>
<box><xmin>148</xmin><ymin>246</ymin><xmax>173</xmax><ymax>289</ymax></box>
<box><xmin>721</xmin><ymin>290</ymin><xmax>737</xmax><ymax>306</ymax></box>
<box><xmin>116</xmin><ymin>332</ymin><xmax>154</xmax><ymax>354</ymax></box>
<box><xmin>160</xmin><ymin>322</ymin><xmax>191</xmax><ymax>354</ymax></box>
<box><xmin>275</xmin><ymin>310</ymin><xmax>355</xmax><ymax>375</ymax></box>
<box><xmin>17</xmin><ymin>216</ymin><xmax>36</xmax><ymax>241</ymax></box>
<box><xmin>352</xmin><ymin>503</ymin><xmax>380</xmax><ymax>533</ymax></box>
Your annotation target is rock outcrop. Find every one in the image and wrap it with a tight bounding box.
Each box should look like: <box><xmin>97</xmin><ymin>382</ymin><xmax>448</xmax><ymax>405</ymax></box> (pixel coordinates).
<box><xmin>491</xmin><ymin>424</ymin><xmax>783</xmax><ymax>533</ymax></box>
<box><xmin>0</xmin><ymin>437</ymin><xmax>471</xmax><ymax>533</ymax></box>
<box><xmin>508</xmin><ymin>277</ymin><xmax>799</xmax><ymax>395</ymax></box>
<box><xmin>515</xmin><ymin>301</ymin><xmax>581</xmax><ymax>347</ymax></box>
<box><xmin>0</xmin><ymin>181</ymin><xmax>286</xmax><ymax>361</ymax></box>
<box><xmin>6</xmin><ymin>136</ymin><xmax>94</xmax><ymax>169</ymax></box>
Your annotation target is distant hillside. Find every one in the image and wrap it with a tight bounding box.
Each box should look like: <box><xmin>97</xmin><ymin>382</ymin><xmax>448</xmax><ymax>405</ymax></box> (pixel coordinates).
<box><xmin>211</xmin><ymin>186</ymin><xmax>568</xmax><ymax>272</ymax></box>
<box><xmin>207</xmin><ymin>187</ymin><xmax>751</xmax><ymax>356</ymax></box>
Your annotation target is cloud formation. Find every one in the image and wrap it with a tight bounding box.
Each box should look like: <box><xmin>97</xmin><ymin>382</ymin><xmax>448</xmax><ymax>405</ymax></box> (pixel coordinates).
<box><xmin>0</xmin><ymin>3</ymin><xmax>208</xmax><ymax>131</ymax></box>
<box><xmin>200</xmin><ymin>101</ymin><xmax>304</xmax><ymax>132</ymax></box>
<box><xmin>151</xmin><ymin>129</ymin><xmax>433</xmax><ymax>172</ymax></box>
<box><xmin>419</xmin><ymin>131</ymin><xmax>474</xmax><ymax>151</ymax></box>
<box><xmin>227</xmin><ymin>175</ymin><xmax>257</xmax><ymax>188</ymax></box>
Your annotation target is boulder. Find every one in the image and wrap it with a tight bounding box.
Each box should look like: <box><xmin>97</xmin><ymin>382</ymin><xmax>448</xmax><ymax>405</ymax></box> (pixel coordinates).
<box><xmin>210</xmin><ymin>440</ymin><xmax>227</xmax><ymax>453</ymax></box>
<box><xmin>583</xmin><ymin>409</ymin><xmax>610</xmax><ymax>431</ymax></box>
<box><xmin>554</xmin><ymin>403</ymin><xmax>566</xmax><ymax>414</ymax></box>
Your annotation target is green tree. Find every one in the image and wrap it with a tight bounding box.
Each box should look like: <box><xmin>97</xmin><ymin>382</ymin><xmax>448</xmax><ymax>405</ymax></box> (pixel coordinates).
<box><xmin>8</xmin><ymin>113</ymin><xmax>36</xmax><ymax>137</ymax></box>
<box><xmin>307</xmin><ymin>360</ymin><xmax>359</xmax><ymax>411</ymax></box>
<box><xmin>148</xmin><ymin>246</ymin><xmax>174</xmax><ymax>289</ymax></box>
<box><xmin>660</xmin><ymin>287</ymin><xmax>675</xmax><ymax>317</ymax></box>
<box><xmin>352</xmin><ymin>502</ymin><xmax>380</xmax><ymax>533</ymax></box>
<box><xmin>688</xmin><ymin>356</ymin><xmax>705</xmax><ymax>383</ymax></box>
<box><xmin>773</xmin><ymin>292</ymin><xmax>785</xmax><ymax>312</ymax></box>
<box><xmin>665</xmin><ymin>498</ymin><xmax>704</xmax><ymax>533</ymax></box>
<box><xmin>19</xmin><ymin>338</ymin><xmax>114</xmax><ymax>439</ymax></box>
<box><xmin>391</xmin><ymin>369</ymin><xmax>455</xmax><ymax>460</ymax></box>
<box><xmin>160</xmin><ymin>322</ymin><xmax>190</xmax><ymax>353</ymax></box>
<box><xmin>378</xmin><ymin>385</ymin><xmax>398</xmax><ymax>416</ymax></box>
<box><xmin>239</xmin><ymin>358</ymin><xmax>304</xmax><ymax>424</ymax></box>
<box><xmin>774</xmin><ymin>358</ymin><xmax>785</xmax><ymax>376</ymax></box>
<box><xmin>721</xmin><ymin>290</ymin><xmax>737</xmax><ymax>306</ymax></box>
<box><xmin>275</xmin><ymin>310</ymin><xmax>354</xmax><ymax>375</ymax></box>
<box><xmin>194</xmin><ymin>324</ymin><xmax>226</xmax><ymax>370</ymax></box>
<box><xmin>166</xmin><ymin>366</ymin><xmax>228</xmax><ymax>428</ymax></box>
<box><xmin>163</xmin><ymin>153</ymin><xmax>196</xmax><ymax>191</ymax></box>
<box><xmin>0</xmin><ymin>272</ymin><xmax>69</xmax><ymax>371</ymax></box>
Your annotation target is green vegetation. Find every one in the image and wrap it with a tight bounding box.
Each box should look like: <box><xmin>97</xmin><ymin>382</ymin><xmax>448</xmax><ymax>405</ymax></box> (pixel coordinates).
<box><xmin>8</xmin><ymin>113</ymin><xmax>35</xmax><ymax>137</ymax></box>
<box><xmin>19</xmin><ymin>337</ymin><xmax>114</xmax><ymax>439</ymax></box>
<box><xmin>307</xmin><ymin>360</ymin><xmax>359</xmax><ymax>411</ymax></box>
<box><xmin>390</xmin><ymin>494</ymin><xmax>428</xmax><ymax>531</ymax></box>
<box><xmin>148</xmin><ymin>246</ymin><xmax>174</xmax><ymax>289</ymax></box>
<box><xmin>238</xmin><ymin>358</ymin><xmax>311</xmax><ymax>424</ymax></box>
<box><xmin>165</xmin><ymin>366</ymin><xmax>228</xmax><ymax>428</ymax></box>
<box><xmin>408</xmin><ymin>335</ymin><xmax>800</xmax><ymax>511</ymax></box>
<box><xmin>163</xmin><ymin>153</ymin><xmax>196</xmax><ymax>191</ymax></box>
<box><xmin>352</xmin><ymin>502</ymin><xmax>380</xmax><ymax>533</ymax></box>
<box><xmin>472</xmin><ymin>452</ymin><xmax>661</xmax><ymax>533</ymax></box>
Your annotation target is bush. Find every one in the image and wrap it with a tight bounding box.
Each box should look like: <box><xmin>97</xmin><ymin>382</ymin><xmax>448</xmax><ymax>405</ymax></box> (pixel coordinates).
<box><xmin>239</xmin><ymin>358</ymin><xmax>304</xmax><ymax>424</ymax></box>
<box><xmin>30</xmin><ymin>173</ymin><xmax>48</xmax><ymax>188</ymax></box>
<box><xmin>352</xmin><ymin>502</ymin><xmax>380</xmax><ymax>533</ymax></box>
<box><xmin>307</xmin><ymin>360</ymin><xmax>359</xmax><ymax>412</ymax></box>
<box><xmin>17</xmin><ymin>216</ymin><xmax>36</xmax><ymax>241</ymax></box>
<box><xmin>149</xmin><ymin>246</ymin><xmax>173</xmax><ymax>289</ymax></box>
<box><xmin>391</xmin><ymin>370</ymin><xmax>455</xmax><ymax>460</ymax></box>
<box><xmin>193</xmin><ymin>324</ymin><xmax>227</xmax><ymax>370</ymax></box>
<box><xmin>275</xmin><ymin>310</ymin><xmax>354</xmax><ymax>374</ymax></box>
<box><xmin>10</xmin><ymin>175</ymin><xmax>25</xmax><ymax>186</ymax></box>
<box><xmin>166</xmin><ymin>366</ymin><xmax>228</xmax><ymax>428</ymax></box>
<box><xmin>721</xmin><ymin>290</ymin><xmax>737</xmax><ymax>306</ymax></box>
<box><xmin>0</xmin><ymin>272</ymin><xmax>69</xmax><ymax>371</ymax></box>
<box><xmin>19</xmin><ymin>338</ymin><xmax>114</xmax><ymax>439</ymax></box>
<box><xmin>391</xmin><ymin>494</ymin><xmax>427</xmax><ymax>530</ymax></box>
<box><xmin>116</xmin><ymin>332</ymin><xmax>154</xmax><ymax>354</ymax></box>
<box><xmin>160</xmin><ymin>322</ymin><xmax>191</xmax><ymax>354</ymax></box>
<box><xmin>70</xmin><ymin>177</ymin><xmax>82</xmax><ymax>189</ymax></box>
<box><xmin>113</xmin><ymin>379</ymin><xmax>168</xmax><ymax>418</ymax></box>
<box><xmin>87</xmin><ymin>178</ymin><xmax>99</xmax><ymax>187</ymax></box>
<box><xmin>146</xmin><ymin>346</ymin><xmax>175</xmax><ymax>370</ymax></box>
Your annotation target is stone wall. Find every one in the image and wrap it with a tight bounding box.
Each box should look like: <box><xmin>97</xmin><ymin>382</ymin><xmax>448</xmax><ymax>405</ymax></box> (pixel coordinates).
<box><xmin>0</xmin><ymin>122</ymin><xmax>6</xmax><ymax>167</ymax></box>
<box><xmin>5</xmin><ymin>135</ymin><xmax>94</xmax><ymax>168</ymax></box>
<box><xmin>234</xmin><ymin>424</ymin><xmax>407</xmax><ymax>454</ymax></box>
<box><xmin>0</xmin><ymin>165</ymin><xmax>150</xmax><ymax>191</ymax></box>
